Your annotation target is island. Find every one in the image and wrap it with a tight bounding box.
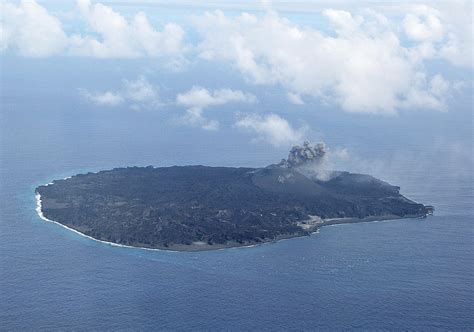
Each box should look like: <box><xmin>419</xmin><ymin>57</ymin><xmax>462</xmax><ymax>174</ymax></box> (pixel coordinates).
<box><xmin>35</xmin><ymin>142</ymin><xmax>433</xmax><ymax>251</ymax></box>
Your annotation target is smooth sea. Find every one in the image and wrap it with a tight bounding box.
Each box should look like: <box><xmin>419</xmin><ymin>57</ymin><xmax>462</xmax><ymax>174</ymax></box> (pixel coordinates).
<box><xmin>1</xmin><ymin>58</ymin><xmax>473</xmax><ymax>330</ymax></box>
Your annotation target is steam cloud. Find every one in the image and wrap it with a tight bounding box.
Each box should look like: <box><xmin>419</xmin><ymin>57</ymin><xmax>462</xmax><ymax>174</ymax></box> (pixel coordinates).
<box><xmin>279</xmin><ymin>141</ymin><xmax>332</xmax><ymax>181</ymax></box>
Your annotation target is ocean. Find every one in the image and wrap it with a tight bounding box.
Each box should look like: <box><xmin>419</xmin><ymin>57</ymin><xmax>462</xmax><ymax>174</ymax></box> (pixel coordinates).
<box><xmin>1</xmin><ymin>58</ymin><xmax>473</xmax><ymax>330</ymax></box>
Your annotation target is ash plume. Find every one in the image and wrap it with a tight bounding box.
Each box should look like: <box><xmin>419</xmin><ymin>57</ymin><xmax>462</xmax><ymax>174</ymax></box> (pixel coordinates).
<box><xmin>279</xmin><ymin>141</ymin><xmax>332</xmax><ymax>180</ymax></box>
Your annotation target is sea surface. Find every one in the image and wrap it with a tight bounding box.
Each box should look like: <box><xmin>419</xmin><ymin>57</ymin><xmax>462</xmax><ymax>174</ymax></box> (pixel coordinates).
<box><xmin>1</xmin><ymin>59</ymin><xmax>473</xmax><ymax>330</ymax></box>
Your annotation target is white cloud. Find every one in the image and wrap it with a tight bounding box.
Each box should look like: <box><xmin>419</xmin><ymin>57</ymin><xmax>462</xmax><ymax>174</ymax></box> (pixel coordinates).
<box><xmin>122</xmin><ymin>76</ymin><xmax>159</xmax><ymax>102</ymax></box>
<box><xmin>80</xmin><ymin>90</ymin><xmax>124</xmax><ymax>106</ymax></box>
<box><xmin>235</xmin><ymin>113</ymin><xmax>306</xmax><ymax>147</ymax></box>
<box><xmin>437</xmin><ymin>2</ymin><xmax>473</xmax><ymax>67</ymax></box>
<box><xmin>80</xmin><ymin>75</ymin><xmax>159</xmax><ymax>109</ymax></box>
<box><xmin>1</xmin><ymin>1</ymin><xmax>68</xmax><ymax>56</ymax></box>
<box><xmin>401</xmin><ymin>73</ymin><xmax>451</xmax><ymax>111</ymax></box>
<box><xmin>179</xmin><ymin>107</ymin><xmax>220</xmax><ymax>131</ymax></box>
<box><xmin>195</xmin><ymin>8</ymin><xmax>465</xmax><ymax>114</ymax></box>
<box><xmin>323</xmin><ymin>9</ymin><xmax>363</xmax><ymax>36</ymax></box>
<box><xmin>1</xmin><ymin>0</ymin><xmax>186</xmax><ymax>61</ymax></box>
<box><xmin>1</xmin><ymin>0</ymin><xmax>471</xmax><ymax>74</ymax></box>
<box><xmin>1</xmin><ymin>1</ymin><xmax>471</xmax><ymax>115</ymax></box>
<box><xmin>286</xmin><ymin>92</ymin><xmax>304</xmax><ymax>105</ymax></box>
<box><xmin>70</xmin><ymin>0</ymin><xmax>186</xmax><ymax>59</ymax></box>
<box><xmin>176</xmin><ymin>87</ymin><xmax>256</xmax><ymax>130</ymax></box>
<box><xmin>177</xmin><ymin>86</ymin><xmax>256</xmax><ymax>108</ymax></box>
<box><xmin>403</xmin><ymin>6</ymin><xmax>444</xmax><ymax>42</ymax></box>
<box><xmin>401</xmin><ymin>4</ymin><xmax>473</xmax><ymax>69</ymax></box>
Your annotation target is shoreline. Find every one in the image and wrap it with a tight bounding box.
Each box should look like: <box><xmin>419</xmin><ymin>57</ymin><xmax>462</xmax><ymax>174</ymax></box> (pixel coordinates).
<box><xmin>35</xmin><ymin>192</ymin><xmax>180</xmax><ymax>253</ymax></box>
<box><xmin>321</xmin><ymin>214</ymin><xmax>423</xmax><ymax>226</ymax></box>
<box><xmin>35</xmin><ymin>190</ymin><xmax>425</xmax><ymax>253</ymax></box>
<box><xmin>35</xmin><ymin>190</ymin><xmax>275</xmax><ymax>253</ymax></box>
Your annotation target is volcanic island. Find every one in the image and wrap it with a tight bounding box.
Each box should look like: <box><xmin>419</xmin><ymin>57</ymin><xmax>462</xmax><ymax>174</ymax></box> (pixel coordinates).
<box><xmin>35</xmin><ymin>142</ymin><xmax>433</xmax><ymax>251</ymax></box>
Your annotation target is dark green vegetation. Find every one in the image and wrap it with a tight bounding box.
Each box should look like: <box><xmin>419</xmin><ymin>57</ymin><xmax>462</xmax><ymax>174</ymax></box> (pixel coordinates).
<box><xmin>36</xmin><ymin>164</ymin><xmax>430</xmax><ymax>250</ymax></box>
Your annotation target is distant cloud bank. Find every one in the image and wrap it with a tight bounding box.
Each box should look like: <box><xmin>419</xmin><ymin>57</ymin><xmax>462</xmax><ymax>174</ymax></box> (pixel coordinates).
<box><xmin>3</xmin><ymin>0</ymin><xmax>472</xmax><ymax>117</ymax></box>
<box><xmin>195</xmin><ymin>8</ymin><xmax>468</xmax><ymax>114</ymax></box>
<box><xmin>1</xmin><ymin>0</ymin><xmax>187</xmax><ymax>68</ymax></box>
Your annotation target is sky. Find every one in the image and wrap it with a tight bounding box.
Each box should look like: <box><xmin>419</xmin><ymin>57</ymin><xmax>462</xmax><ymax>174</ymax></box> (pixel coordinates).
<box><xmin>1</xmin><ymin>0</ymin><xmax>473</xmax><ymax>176</ymax></box>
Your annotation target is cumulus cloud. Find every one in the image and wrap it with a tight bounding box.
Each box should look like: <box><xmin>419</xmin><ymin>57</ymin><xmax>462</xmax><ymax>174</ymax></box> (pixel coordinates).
<box><xmin>1</xmin><ymin>1</ymin><xmax>68</xmax><ymax>56</ymax></box>
<box><xmin>403</xmin><ymin>6</ymin><xmax>444</xmax><ymax>42</ymax></box>
<box><xmin>122</xmin><ymin>76</ymin><xmax>159</xmax><ymax>103</ymax></box>
<box><xmin>177</xmin><ymin>86</ymin><xmax>255</xmax><ymax>108</ymax></box>
<box><xmin>401</xmin><ymin>4</ymin><xmax>473</xmax><ymax>68</ymax></box>
<box><xmin>80</xmin><ymin>75</ymin><xmax>160</xmax><ymax>109</ymax></box>
<box><xmin>178</xmin><ymin>107</ymin><xmax>220</xmax><ymax>131</ymax></box>
<box><xmin>176</xmin><ymin>87</ymin><xmax>256</xmax><ymax>130</ymax></box>
<box><xmin>235</xmin><ymin>113</ymin><xmax>307</xmax><ymax>147</ymax></box>
<box><xmin>286</xmin><ymin>92</ymin><xmax>304</xmax><ymax>105</ymax></box>
<box><xmin>80</xmin><ymin>90</ymin><xmax>124</xmax><ymax>106</ymax></box>
<box><xmin>2</xmin><ymin>0</ymin><xmax>471</xmax><ymax>115</ymax></box>
<box><xmin>437</xmin><ymin>2</ymin><xmax>473</xmax><ymax>67</ymax></box>
<box><xmin>70</xmin><ymin>0</ymin><xmax>186</xmax><ymax>60</ymax></box>
<box><xmin>401</xmin><ymin>73</ymin><xmax>451</xmax><ymax>111</ymax></box>
<box><xmin>1</xmin><ymin>0</ymin><xmax>186</xmax><ymax>62</ymax></box>
<box><xmin>194</xmin><ymin>8</ymin><xmax>467</xmax><ymax>114</ymax></box>
<box><xmin>2</xmin><ymin>0</ymin><xmax>471</xmax><ymax>73</ymax></box>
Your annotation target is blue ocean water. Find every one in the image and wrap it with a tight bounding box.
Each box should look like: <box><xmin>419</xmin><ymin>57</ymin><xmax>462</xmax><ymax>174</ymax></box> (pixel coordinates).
<box><xmin>1</xmin><ymin>58</ymin><xmax>473</xmax><ymax>330</ymax></box>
